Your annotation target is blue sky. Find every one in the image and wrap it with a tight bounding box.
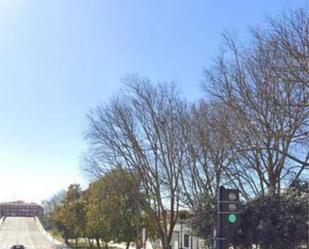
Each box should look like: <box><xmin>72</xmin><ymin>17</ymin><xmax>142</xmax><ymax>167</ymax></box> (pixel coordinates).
<box><xmin>0</xmin><ymin>0</ymin><xmax>306</xmax><ymax>203</ymax></box>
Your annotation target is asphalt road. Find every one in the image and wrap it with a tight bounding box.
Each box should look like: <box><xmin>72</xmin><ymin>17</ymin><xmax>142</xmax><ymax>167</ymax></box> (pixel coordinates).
<box><xmin>0</xmin><ymin>217</ymin><xmax>62</xmax><ymax>249</ymax></box>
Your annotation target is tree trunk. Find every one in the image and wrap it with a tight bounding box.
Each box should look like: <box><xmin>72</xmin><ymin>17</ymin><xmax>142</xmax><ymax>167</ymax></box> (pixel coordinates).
<box><xmin>95</xmin><ymin>237</ymin><xmax>101</xmax><ymax>249</ymax></box>
<box><xmin>126</xmin><ymin>241</ymin><xmax>131</xmax><ymax>249</ymax></box>
<box><xmin>88</xmin><ymin>238</ymin><xmax>93</xmax><ymax>247</ymax></box>
<box><xmin>161</xmin><ymin>236</ymin><xmax>170</xmax><ymax>249</ymax></box>
<box><xmin>75</xmin><ymin>237</ymin><xmax>78</xmax><ymax>248</ymax></box>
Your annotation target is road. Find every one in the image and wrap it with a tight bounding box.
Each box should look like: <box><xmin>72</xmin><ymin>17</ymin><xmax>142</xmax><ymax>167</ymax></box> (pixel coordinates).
<box><xmin>0</xmin><ymin>217</ymin><xmax>62</xmax><ymax>249</ymax></box>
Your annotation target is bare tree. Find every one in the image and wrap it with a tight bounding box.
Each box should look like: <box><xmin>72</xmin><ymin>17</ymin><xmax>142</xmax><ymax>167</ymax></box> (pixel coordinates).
<box><xmin>202</xmin><ymin>8</ymin><xmax>309</xmax><ymax>195</ymax></box>
<box><xmin>42</xmin><ymin>190</ymin><xmax>66</xmax><ymax>215</ymax></box>
<box><xmin>85</xmin><ymin>75</ymin><xmax>188</xmax><ymax>249</ymax></box>
<box><xmin>41</xmin><ymin>190</ymin><xmax>66</xmax><ymax>229</ymax></box>
<box><xmin>180</xmin><ymin>100</ymin><xmax>246</xmax><ymax>207</ymax></box>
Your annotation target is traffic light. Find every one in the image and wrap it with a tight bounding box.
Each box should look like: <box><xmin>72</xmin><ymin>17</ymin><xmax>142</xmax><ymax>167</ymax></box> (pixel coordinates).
<box><xmin>219</xmin><ymin>186</ymin><xmax>240</xmax><ymax>227</ymax></box>
<box><xmin>217</xmin><ymin>186</ymin><xmax>240</xmax><ymax>249</ymax></box>
<box><xmin>221</xmin><ymin>188</ymin><xmax>239</xmax><ymax>226</ymax></box>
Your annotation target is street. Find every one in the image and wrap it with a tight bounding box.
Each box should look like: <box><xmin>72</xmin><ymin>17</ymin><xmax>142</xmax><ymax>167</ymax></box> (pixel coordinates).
<box><xmin>0</xmin><ymin>217</ymin><xmax>61</xmax><ymax>249</ymax></box>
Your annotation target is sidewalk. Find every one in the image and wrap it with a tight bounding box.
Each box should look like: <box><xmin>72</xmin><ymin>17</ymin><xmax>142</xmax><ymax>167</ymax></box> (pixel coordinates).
<box><xmin>109</xmin><ymin>242</ymin><xmax>136</xmax><ymax>249</ymax></box>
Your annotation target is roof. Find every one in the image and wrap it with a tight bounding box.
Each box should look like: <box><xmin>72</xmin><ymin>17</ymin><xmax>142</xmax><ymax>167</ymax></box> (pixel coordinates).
<box><xmin>0</xmin><ymin>201</ymin><xmax>43</xmax><ymax>208</ymax></box>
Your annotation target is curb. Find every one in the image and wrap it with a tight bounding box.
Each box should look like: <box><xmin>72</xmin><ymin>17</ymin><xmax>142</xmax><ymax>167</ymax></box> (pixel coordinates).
<box><xmin>34</xmin><ymin>217</ymin><xmax>67</xmax><ymax>246</ymax></box>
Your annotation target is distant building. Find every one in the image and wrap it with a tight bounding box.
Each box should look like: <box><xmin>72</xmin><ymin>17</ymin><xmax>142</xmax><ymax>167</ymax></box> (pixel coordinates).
<box><xmin>144</xmin><ymin>210</ymin><xmax>206</xmax><ymax>249</ymax></box>
<box><xmin>166</xmin><ymin>221</ymin><xmax>205</xmax><ymax>249</ymax></box>
<box><xmin>0</xmin><ymin>201</ymin><xmax>44</xmax><ymax>217</ymax></box>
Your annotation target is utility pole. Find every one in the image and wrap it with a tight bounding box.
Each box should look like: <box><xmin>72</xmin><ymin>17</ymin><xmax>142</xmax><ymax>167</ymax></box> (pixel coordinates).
<box><xmin>136</xmin><ymin>177</ymin><xmax>141</xmax><ymax>249</ymax></box>
<box><xmin>180</xmin><ymin>220</ymin><xmax>183</xmax><ymax>249</ymax></box>
<box><xmin>136</xmin><ymin>202</ymin><xmax>140</xmax><ymax>249</ymax></box>
<box><xmin>216</xmin><ymin>186</ymin><xmax>225</xmax><ymax>249</ymax></box>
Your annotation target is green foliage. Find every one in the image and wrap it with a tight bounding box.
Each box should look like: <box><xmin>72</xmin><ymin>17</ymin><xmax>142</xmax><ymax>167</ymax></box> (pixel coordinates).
<box><xmin>84</xmin><ymin>176</ymin><xmax>114</xmax><ymax>243</ymax></box>
<box><xmin>235</xmin><ymin>185</ymin><xmax>308</xmax><ymax>249</ymax></box>
<box><xmin>46</xmin><ymin>169</ymin><xmax>156</xmax><ymax>248</ymax></box>
<box><xmin>191</xmin><ymin>182</ymin><xmax>308</xmax><ymax>249</ymax></box>
<box><xmin>101</xmin><ymin>169</ymin><xmax>139</xmax><ymax>243</ymax></box>
<box><xmin>49</xmin><ymin>184</ymin><xmax>86</xmax><ymax>243</ymax></box>
<box><xmin>85</xmin><ymin>168</ymin><xmax>153</xmax><ymax>246</ymax></box>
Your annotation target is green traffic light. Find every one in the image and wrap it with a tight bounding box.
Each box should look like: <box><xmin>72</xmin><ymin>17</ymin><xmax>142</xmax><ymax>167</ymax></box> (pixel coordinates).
<box><xmin>228</xmin><ymin>213</ymin><xmax>237</xmax><ymax>223</ymax></box>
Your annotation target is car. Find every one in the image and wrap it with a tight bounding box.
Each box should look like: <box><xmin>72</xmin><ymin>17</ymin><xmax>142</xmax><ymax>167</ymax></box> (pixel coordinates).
<box><xmin>10</xmin><ymin>245</ymin><xmax>25</xmax><ymax>249</ymax></box>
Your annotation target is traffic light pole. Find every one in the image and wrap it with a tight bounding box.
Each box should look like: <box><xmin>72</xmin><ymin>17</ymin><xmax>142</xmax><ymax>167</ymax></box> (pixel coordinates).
<box><xmin>217</xmin><ymin>186</ymin><xmax>225</xmax><ymax>249</ymax></box>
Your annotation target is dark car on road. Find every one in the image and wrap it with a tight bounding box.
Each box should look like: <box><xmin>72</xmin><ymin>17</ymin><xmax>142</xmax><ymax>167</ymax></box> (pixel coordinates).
<box><xmin>10</xmin><ymin>245</ymin><xmax>25</xmax><ymax>249</ymax></box>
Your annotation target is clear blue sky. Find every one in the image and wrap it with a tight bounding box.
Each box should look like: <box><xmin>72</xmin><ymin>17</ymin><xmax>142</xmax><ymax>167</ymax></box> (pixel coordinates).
<box><xmin>0</xmin><ymin>0</ymin><xmax>306</xmax><ymax>203</ymax></box>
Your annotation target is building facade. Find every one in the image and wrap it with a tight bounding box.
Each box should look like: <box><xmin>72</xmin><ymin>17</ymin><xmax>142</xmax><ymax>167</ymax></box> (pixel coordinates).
<box><xmin>168</xmin><ymin>222</ymin><xmax>205</xmax><ymax>249</ymax></box>
<box><xmin>0</xmin><ymin>201</ymin><xmax>44</xmax><ymax>217</ymax></box>
<box><xmin>144</xmin><ymin>219</ymin><xmax>206</xmax><ymax>249</ymax></box>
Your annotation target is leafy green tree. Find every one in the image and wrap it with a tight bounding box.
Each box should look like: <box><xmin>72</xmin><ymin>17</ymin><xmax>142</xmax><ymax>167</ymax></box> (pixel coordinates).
<box><xmin>85</xmin><ymin>179</ymin><xmax>113</xmax><ymax>249</ymax></box>
<box><xmin>50</xmin><ymin>184</ymin><xmax>86</xmax><ymax>247</ymax></box>
<box><xmin>102</xmin><ymin>169</ymin><xmax>140</xmax><ymax>249</ymax></box>
<box><xmin>50</xmin><ymin>205</ymin><xmax>73</xmax><ymax>245</ymax></box>
<box><xmin>191</xmin><ymin>181</ymin><xmax>308</xmax><ymax>249</ymax></box>
<box><xmin>235</xmin><ymin>183</ymin><xmax>308</xmax><ymax>249</ymax></box>
<box><xmin>85</xmin><ymin>169</ymin><xmax>151</xmax><ymax>249</ymax></box>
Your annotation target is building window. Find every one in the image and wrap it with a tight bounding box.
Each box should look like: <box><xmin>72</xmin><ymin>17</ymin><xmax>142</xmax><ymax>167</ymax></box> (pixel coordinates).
<box><xmin>184</xmin><ymin>234</ymin><xmax>189</xmax><ymax>248</ymax></box>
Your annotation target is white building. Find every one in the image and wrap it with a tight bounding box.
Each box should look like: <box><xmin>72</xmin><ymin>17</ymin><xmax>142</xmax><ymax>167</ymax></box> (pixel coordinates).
<box><xmin>144</xmin><ymin>219</ymin><xmax>206</xmax><ymax>249</ymax></box>
<box><xmin>169</xmin><ymin>221</ymin><xmax>205</xmax><ymax>249</ymax></box>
